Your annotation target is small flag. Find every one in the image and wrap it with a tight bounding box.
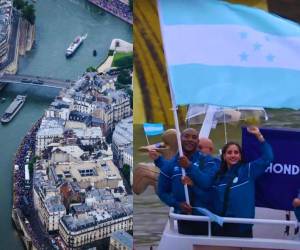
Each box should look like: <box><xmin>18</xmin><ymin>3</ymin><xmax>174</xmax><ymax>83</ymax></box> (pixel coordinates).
<box><xmin>143</xmin><ymin>123</ymin><xmax>164</xmax><ymax>136</ymax></box>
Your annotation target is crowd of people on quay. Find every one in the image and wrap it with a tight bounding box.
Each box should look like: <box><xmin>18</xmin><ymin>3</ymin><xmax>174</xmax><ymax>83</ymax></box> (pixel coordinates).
<box><xmin>13</xmin><ymin>119</ymin><xmax>52</xmax><ymax>249</ymax></box>
<box><xmin>89</xmin><ymin>0</ymin><xmax>133</xmax><ymax>24</ymax></box>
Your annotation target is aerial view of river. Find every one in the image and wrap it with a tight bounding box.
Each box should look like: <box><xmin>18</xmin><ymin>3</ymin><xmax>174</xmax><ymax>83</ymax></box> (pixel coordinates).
<box><xmin>134</xmin><ymin>109</ymin><xmax>300</xmax><ymax>248</ymax></box>
<box><xmin>0</xmin><ymin>0</ymin><xmax>132</xmax><ymax>249</ymax></box>
<box><xmin>18</xmin><ymin>0</ymin><xmax>132</xmax><ymax>79</ymax></box>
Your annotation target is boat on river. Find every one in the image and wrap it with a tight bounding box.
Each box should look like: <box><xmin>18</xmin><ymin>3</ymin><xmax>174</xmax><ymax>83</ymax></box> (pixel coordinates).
<box><xmin>65</xmin><ymin>34</ymin><xmax>87</xmax><ymax>58</ymax></box>
<box><xmin>1</xmin><ymin>95</ymin><xmax>26</xmax><ymax>124</ymax></box>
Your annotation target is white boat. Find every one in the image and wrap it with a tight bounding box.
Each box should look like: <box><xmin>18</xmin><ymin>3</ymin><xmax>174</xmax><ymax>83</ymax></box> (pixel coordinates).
<box><xmin>65</xmin><ymin>33</ymin><xmax>87</xmax><ymax>58</ymax></box>
<box><xmin>1</xmin><ymin>95</ymin><xmax>26</xmax><ymax>124</ymax></box>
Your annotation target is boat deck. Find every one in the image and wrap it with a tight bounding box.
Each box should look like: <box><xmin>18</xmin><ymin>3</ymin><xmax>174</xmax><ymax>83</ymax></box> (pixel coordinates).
<box><xmin>159</xmin><ymin>220</ymin><xmax>300</xmax><ymax>250</ymax></box>
<box><xmin>157</xmin><ymin>208</ymin><xmax>300</xmax><ymax>250</ymax></box>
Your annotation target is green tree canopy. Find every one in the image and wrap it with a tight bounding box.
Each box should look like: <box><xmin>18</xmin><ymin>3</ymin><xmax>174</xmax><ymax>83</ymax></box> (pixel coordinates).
<box><xmin>117</xmin><ymin>69</ymin><xmax>132</xmax><ymax>86</ymax></box>
<box><xmin>112</xmin><ymin>52</ymin><xmax>133</xmax><ymax>68</ymax></box>
<box><xmin>86</xmin><ymin>66</ymin><xmax>97</xmax><ymax>72</ymax></box>
<box><xmin>22</xmin><ymin>4</ymin><xmax>35</xmax><ymax>25</ymax></box>
<box><xmin>13</xmin><ymin>0</ymin><xmax>26</xmax><ymax>9</ymax></box>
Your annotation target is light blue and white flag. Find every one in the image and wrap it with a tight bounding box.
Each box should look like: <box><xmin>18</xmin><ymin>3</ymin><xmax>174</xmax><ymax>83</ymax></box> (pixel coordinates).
<box><xmin>143</xmin><ymin>123</ymin><xmax>164</xmax><ymax>136</ymax></box>
<box><xmin>158</xmin><ymin>0</ymin><xmax>300</xmax><ymax>109</ymax></box>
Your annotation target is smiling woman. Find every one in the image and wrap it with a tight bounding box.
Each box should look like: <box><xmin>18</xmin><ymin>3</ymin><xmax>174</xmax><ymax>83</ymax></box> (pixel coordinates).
<box><xmin>212</xmin><ymin>126</ymin><xmax>273</xmax><ymax>238</ymax></box>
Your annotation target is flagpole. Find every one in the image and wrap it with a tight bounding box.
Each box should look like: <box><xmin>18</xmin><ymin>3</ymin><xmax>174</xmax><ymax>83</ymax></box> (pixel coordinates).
<box><xmin>157</xmin><ymin>0</ymin><xmax>190</xmax><ymax>205</ymax></box>
<box><xmin>169</xmin><ymin>88</ymin><xmax>190</xmax><ymax>205</ymax></box>
<box><xmin>145</xmin><ymin>134</ymin><xmax>150</xmax><ymax>145</ymax></box>
<box><xmin>224</xmin><ymin>111</ymin><xmax>228</xmax><ymax>144</ymax></box>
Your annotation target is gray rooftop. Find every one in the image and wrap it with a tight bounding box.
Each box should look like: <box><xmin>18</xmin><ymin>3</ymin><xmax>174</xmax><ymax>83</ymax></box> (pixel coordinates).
<box><xmin>111</xmin><ymin>231</ymin><xmax>133</xmax><ymax>249</ymax></box>
<box><xmin>45</xmin><ymin>195</ymin><xmax>65</xmax><ymax>213</ymax></box>
<box><xmin>61</xmin><ymin>201</ymin><xmax>132</xmax><ymax>232</ymax></box>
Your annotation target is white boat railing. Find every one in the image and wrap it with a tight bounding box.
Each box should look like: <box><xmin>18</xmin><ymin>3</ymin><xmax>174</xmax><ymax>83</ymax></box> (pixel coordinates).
<box><xmin>169</xmin><ymin>207</ymin><xmax>299</xmax><ymax>238</ymax></box>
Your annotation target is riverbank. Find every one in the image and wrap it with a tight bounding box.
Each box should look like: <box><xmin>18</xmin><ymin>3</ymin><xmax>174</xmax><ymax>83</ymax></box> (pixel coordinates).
<box><xmin>97</xmin><ymin>38</ymin><xmax>133</xmax><ymax>73</ymax></box>
<box><xmin>18</xmin><ymin>19</ymin><xmax>35</xmax><ymax>56</ymax></box>
<box><xmin>3</xmin><ymin>17</ymin><xmax>35</xmax><ymax>74</ymax></box>
<box><xmin>11</xmin><ymin>208</ymin><xmax>38</xmax><ymax>250</ymax></box>
<box><xmin>11</xmin><ymin>117</ymin><xmax>51</xmax><ymax>250</ymax></box>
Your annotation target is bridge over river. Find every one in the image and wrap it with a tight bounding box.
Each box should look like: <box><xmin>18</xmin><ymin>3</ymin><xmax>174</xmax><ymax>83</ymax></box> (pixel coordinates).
<box><xmin>0</xmin><ymin>74</ymin><xmax>75</xmax><ymax>89</ymax></box>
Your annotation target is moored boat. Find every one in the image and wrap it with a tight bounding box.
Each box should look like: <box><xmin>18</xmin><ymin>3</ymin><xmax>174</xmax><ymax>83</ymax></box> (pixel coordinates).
<box><xmin>1</xmin><ymin>95</ymin><xmax>26</xmax><ymax>124</ymax></box>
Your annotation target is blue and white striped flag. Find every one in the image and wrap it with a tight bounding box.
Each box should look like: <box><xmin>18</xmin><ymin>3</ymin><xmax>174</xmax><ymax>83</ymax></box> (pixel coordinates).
<box><xmin>143</xmin><ymin>123</ymin><xmax>164</xmax><ymax>136</ymax></box>
<box><xmin>158</xmin><ymin>0</ymin><xmax>300</xmax><ymax>109</ymax></box>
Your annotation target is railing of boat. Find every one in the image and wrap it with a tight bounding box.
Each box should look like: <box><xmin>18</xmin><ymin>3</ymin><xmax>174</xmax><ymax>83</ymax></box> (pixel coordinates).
<box><xmin>169</xmin><ymin>207</ymin><xmax>299</xmax><ymax>238</ymax></box>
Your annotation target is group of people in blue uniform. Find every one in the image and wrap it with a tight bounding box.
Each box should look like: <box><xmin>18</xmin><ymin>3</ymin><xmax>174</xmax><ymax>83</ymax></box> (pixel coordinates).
<box><xmin>148</xmin><ymin>126</ymin><xmax>274</xmax><ymax>237</ymax></box>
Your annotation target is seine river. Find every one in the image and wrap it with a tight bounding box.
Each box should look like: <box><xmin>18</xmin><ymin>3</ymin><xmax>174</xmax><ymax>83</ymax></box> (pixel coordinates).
<box><xmin>0</xmin><ymin>0</ymin><xmax>132</xmax><ymax>249</ymax></box>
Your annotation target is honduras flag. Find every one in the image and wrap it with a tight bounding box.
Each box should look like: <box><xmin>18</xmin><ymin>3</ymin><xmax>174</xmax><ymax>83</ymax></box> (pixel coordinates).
<box><xmin>143</xmin><ymin>123</ymin><xmax>164</xmax><ymax>136</ymax></box>
<box><xmin>158</xmin><ymin>0</ymin><xmax>300</xmax><ymax>109</ymax></box>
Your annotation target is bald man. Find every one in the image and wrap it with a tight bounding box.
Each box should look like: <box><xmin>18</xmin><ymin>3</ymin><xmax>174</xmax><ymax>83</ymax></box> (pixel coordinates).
<box><xmin>198</xmin><ymin>137</ymin><xmax>214</xmax><ymax>155</ymax></box>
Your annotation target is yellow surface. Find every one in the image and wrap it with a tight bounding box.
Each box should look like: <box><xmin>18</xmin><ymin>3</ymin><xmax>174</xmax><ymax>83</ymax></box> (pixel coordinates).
<box><xmin>134</xmin><ymin>0</ymin><xmax>268</xmax><ymax>125</ymax></box>
<box><xmin>229</xmin><ymin>0</ymin><xmax>267</xmax><ymax>9</ymax></box>
<box><xmin>134</xmin><ymin>0</ymin><xmax>175</xmax><ymax>126</ymax></box>
<box><xmin>133</xmin><ymin>69</ymin><xmax>146</xmax><ymax>123</ymax></box>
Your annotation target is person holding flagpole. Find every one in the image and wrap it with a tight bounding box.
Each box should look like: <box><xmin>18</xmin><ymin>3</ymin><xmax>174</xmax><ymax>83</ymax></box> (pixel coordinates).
<box><xmin>149</xmin><ymin>128</ymin><xmax>218</xmax><ymax>235</ymax></box>
<box><xmin>211</xmin><ymin>126</ymin><xmax>273</xmax><ymax>238</ymax></box>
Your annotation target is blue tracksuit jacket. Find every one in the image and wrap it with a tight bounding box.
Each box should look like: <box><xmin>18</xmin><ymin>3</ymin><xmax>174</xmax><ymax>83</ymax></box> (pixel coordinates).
<box><xmin>156</xmin><ymin>151</ymin><xmax>218</xmax><ymax>213</ymax></box>
<box><xmin>211</xmin><ymin>141</ymin><xmax>273</xmax><ymax>233</ymax></box>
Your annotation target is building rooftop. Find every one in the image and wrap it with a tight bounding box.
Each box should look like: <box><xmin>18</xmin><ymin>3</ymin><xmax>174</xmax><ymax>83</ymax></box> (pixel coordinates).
<box><xmin>73</xmin><ymin>127</ymin><xmax>103</xmax><ymax>139</ymax></box>
<box><xmin>85</xmin><ymin>188</ymin><xmax>114</xmax><ymax>204</ymax></box>
<box><xmin>111</xmin><ymin>231</ymin><xmax>133</xmax><ymax>249</ymax></box>
<box><xmin>52</xmin><ymin>145</ymin><xmax>84</xmax><ymax>160</ymax></box>
<box><xmin>61</xmin><ymin>201</ymin><xmax>132</xmax><ymax>232</ymax></box>
<box><xmin>37</xmin><ymin>118</ymin><xmax>65</xmax><ymax>137</ymax></box>
<box><xmin>33</xmin><ymin>170</ymin><xmax>57</xmax><ymax>198</ymax></box>
<box><xmin>69</xmin><ymin>110</ymin><xmax>92</xmax><ymax>125</ymax></box>
<box><xmin>106</xmin><ymin>90</ymin><xmax>129</xmax><ymax>103</ymax></box>
<box><xmin>112</xmin><ymin>117</ymin><xmax>133</xmax><ymax>146</ymax></box>
<box><xmin>44</xmin><ymin>195</ymin><xmax>65</xmax><ymax>213</ymax></box>
<box><xmin>50</xmin><ymin>100</ymin><xmax>70</xmax><ymax>109</ymax></box>
<box><xmin>71</xmin><ymin>203</ymin><xmax>90</xmax><ymax>214</ymax></box>
<box><xmin>54</xmin><ymin>160</ymin><xmax>121</xmax><ymax>185</ymax></box>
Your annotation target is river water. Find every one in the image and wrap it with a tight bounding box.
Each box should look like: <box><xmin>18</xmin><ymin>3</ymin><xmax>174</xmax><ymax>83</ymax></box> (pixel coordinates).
<box><xmin>0</xmin><ymin>0</ymin><xmax>132</xmax><ymax>249</ymax></box>
<box><xmin>18</xmin><ymin>0</ymin><xmax>132</xmax><ymax>79</ymax></box>
<box><xmin>134</xmin><ymin>109</ymin><xmax>300</xmax><ymax>248</ymax></box>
